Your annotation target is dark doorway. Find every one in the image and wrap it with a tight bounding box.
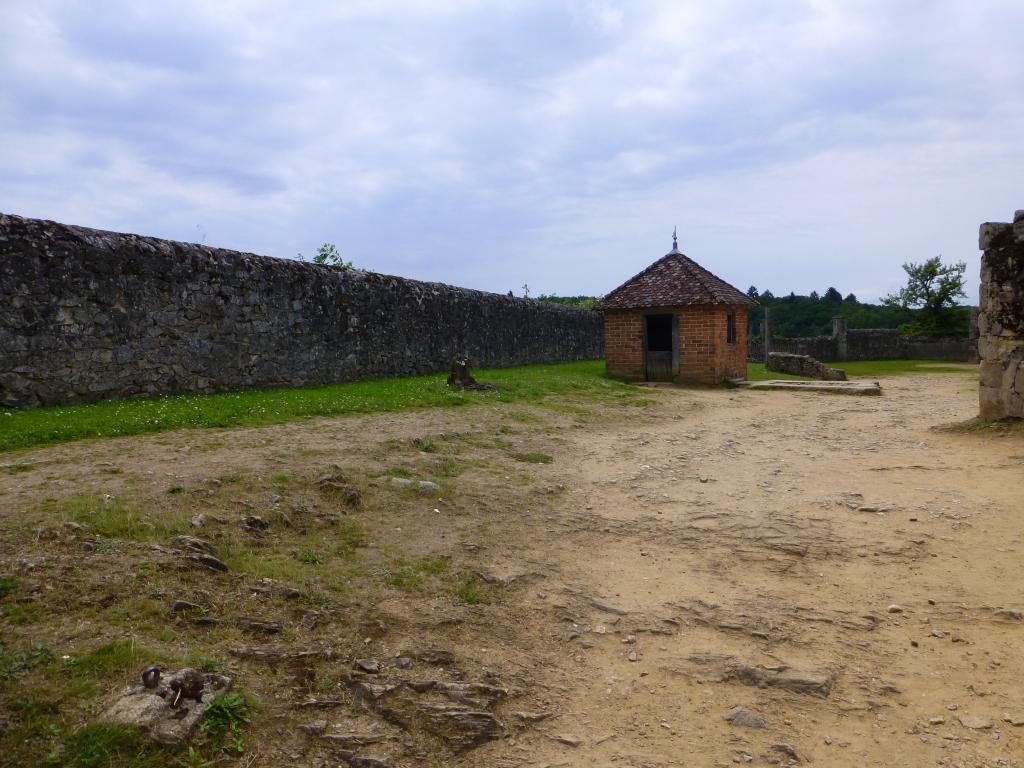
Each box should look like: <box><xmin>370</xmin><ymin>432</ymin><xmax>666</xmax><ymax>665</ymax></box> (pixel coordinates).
<box><xmin>645</xmin><ymin>314</ymin><xmax>674</xmax><ymax>381</ymax></box>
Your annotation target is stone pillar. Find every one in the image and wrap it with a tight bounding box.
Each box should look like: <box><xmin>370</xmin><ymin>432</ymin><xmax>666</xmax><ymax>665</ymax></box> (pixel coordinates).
<box><xmin>832</xmin><ymin>316</ymin><xmax>848</xmax><ymax>361</ymax></box>
<box><xmin>977</xmin><ymin>211</ymin><xmax>1024</xmax><ymax>419</ymax></box>
<box><xmin>763</xmin><ymin>307</ymin><xmax>771</xmax><ymax>364</ymax></box>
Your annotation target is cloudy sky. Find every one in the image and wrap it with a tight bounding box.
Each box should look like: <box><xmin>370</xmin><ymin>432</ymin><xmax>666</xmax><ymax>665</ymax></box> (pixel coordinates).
<box><xmin>2</xmin><ymin>1</ymin><xmax>1021</xmax><ymax>302</ymax></box>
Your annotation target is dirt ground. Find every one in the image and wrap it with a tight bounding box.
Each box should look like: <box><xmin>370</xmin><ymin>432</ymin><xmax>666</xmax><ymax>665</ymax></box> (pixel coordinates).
<box><xmin>3</xmin><ymin>371</ymin><xmax>1024</xmax><ymax>767</ymax></box>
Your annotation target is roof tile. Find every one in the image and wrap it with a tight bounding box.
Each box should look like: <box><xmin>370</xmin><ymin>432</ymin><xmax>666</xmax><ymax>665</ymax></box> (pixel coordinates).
<box><xmin>596</xmin><ymin>250</ymin><xmax>756</xmax><ymax>310</ymax></box>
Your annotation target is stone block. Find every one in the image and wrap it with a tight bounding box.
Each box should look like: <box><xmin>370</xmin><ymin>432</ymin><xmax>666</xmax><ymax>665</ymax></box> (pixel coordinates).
<box><xmin>980</xmin><ymin>221</ymin><xmax>1012</xmax><ymax>250</ymax></box>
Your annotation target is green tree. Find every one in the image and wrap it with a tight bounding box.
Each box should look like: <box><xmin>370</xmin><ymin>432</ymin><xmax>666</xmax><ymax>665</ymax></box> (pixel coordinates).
<box><xmin>882</xmin><ymin>256</ymin><xmax>967</xmax><ymax>335</ymax></box>
<box><xmin>823</xmin><ymin>287</ymin><xmax>842</xmax><ymax>302</ymax></box>
<box><xmin>311</xmin><ymin>243</ymin><xmax>352</xmax><ymax>269</ymax></box>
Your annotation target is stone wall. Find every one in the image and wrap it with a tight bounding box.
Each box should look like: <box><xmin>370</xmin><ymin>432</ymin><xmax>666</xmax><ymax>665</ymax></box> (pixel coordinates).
<box><xmin>0</xmin><ymin>213</ymin><xmax>603</xmax><ymax>407</ymax></box>
<box><xmin>978</xmin><ymin>210</ymin><xmax>1024</xmax><ymax>419</ymax></box>
<box><xmin>748</xmin><ymin>322</ymin><xmax>974</xmax><ymax>363</ymax></box>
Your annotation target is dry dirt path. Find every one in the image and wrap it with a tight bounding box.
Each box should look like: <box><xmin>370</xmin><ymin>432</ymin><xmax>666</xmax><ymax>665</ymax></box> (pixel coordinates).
<box><xmin>3</xmin><ymin>372</ymin><xmax>1023</xmax><ymax>768</ymax></box>
<box><xmin>493</xmin><ymin>373</ymin><xmax>1024</xmax><ymax>768</ymax></box>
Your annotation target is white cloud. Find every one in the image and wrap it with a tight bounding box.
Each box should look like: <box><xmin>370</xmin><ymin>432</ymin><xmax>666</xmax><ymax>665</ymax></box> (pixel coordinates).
<box><xmin>0</xmin><ymin>0</ymin><xmax>1021</xmax><ymax>301</ymax></box>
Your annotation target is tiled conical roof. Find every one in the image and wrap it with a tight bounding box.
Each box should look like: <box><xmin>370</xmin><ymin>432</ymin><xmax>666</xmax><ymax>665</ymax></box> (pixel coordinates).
<box><xmin>596</xmin><ymin>250</ymin><xmax>756</xmax><ymax>310</ymax></box>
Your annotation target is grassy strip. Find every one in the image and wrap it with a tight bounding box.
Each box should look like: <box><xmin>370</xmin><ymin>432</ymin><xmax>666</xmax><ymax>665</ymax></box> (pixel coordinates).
<box><xmin>746</xmin><ymin>359</ymin><xmax>977</xmax><ymax>381</ymax></box>
<box><xmin>0</xmin><ymin>361</ymin><xmax>640</xmax><ymax>454</ymax></box>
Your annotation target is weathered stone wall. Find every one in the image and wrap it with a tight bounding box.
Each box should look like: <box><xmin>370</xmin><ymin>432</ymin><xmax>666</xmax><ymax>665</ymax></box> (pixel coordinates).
<box><xmin>748</xmin><ymin>325</ymin><xmax>973</xmax><ymax>363</ymax></box>
<box><xmin>0</xmin><ymin>213</ymin><xmax>603</xmax><ymax>407</ymax></box>
<box><xmin>978</xmin><ymin>210</ymin><xmax>1024</xmax><ymax>419</ymax></box>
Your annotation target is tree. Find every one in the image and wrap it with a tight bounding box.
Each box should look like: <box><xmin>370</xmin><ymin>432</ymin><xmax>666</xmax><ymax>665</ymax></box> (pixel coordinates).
<box><xmin>882</xmin><ymin>255</ymin><xmax>967</xmax><ymax>335</ymax></box>
<box><xmin>823</xmin><ymin>287</ymin><xmax>842</xmax><ymax>303</ymax></box>
<box><xmin>746</xmin><ymin>285</ymin><xmax>760</xmax><ymax>299</ymax></box>
<box><xmin>311</xmin><ymin>243</ymin><xmax>353</xmax><ymax>269</ymax></box>
<box><xmin>809</xmin><ymin>290</ymin><xmax>820</xmax><ymax>301</ymax></box>
<box><xmin>760</xmin><ymin>290</ymin><xmax>774</xmax><ymax>301</ymax></box>
<box><xmin>844</xmin><ymin>293</ymin><xmax>858</xmax><ymax>304</ymax></box>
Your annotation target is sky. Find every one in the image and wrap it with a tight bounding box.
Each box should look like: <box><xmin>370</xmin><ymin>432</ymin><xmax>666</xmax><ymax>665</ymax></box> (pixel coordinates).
<box><xmin>2</xmin><ymin>1</ymin><xmax>1022</xmax><ymax>304</ymax></box>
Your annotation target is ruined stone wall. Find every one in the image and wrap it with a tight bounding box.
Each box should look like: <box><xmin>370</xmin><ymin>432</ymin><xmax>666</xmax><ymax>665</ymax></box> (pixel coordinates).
<box><xmin>978</xmin><ymin>211</ymin><xmax>1024</xmax><ymax>419</ymax></box>
<box><xmin>0</xmin><ymin>213</ymin><xmax>603</xmax><ymax>407</ymax></box>
<box><xmin>748</xmin><ymin>327</ymin><xmax>973</xmax><ymax>362</ymax></box>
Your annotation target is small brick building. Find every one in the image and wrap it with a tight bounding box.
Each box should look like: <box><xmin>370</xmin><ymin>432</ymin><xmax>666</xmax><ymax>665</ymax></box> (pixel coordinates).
<box><xmin>596</xmin><ymin>240</ymin><xmax>756</xmax><ymax>384</ymax></box>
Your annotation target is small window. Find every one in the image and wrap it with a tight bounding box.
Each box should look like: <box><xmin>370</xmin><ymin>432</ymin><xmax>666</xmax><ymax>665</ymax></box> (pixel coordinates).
<box><xmin>726</xmin><ymin>312</ymin><xmax>736</xmax><ymax>344</ymax></box>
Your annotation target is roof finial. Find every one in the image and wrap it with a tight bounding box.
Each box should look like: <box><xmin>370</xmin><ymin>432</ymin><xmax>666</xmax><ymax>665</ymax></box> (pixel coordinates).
<box><xmin>672</xmin><ymin>226</ymin><xmax>678</xmax><ymax>251</ymax></box>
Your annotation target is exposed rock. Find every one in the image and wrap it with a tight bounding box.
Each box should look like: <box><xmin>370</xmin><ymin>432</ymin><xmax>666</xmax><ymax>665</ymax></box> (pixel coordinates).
<box><xmin>317</xmin><ymin>474</ymin><xmax>361</xmax><ymax>506</ymax></box>
<box><xmin>167</xmin><ymin>600</ymin><xmax>201</xmax><ymax>613</ymax></box>
<box><xmin>100</xmin><ymin>669</ymin><xmax>232</xmax><ymax>746</ymax></box>
<box><xmin>388</xmin><ymin>477</ymin><xmax>413</xmax><ymax>489</ymax></box>
<box><xmin>240</xmin><ymin>515</ymin><xmax>269</xmax><ymax>532</ymax></box>
<box><xmin>723</xmin><ymin>662</ymin><xmax>834</xmax><ymax>697</ymax></box>
<box><xmin>958</xmin><ymin>715</ymin><xmax>993</xmax><ymax>730</ymax></box>
<box><xmin>590</xmin><ymin>598</ymin><xmax>628</xmax><ymax>615</ymax></box>
<box><xmin>770</xmin><ymin>743</ymin><xmax>800</xmax><ymax>762</ymax></box>
<box><xmin>767</xmin><ymin>352</ymin><xmax>846</xmax><ymax>381</ymax></box>
<box><xmin>416</xmin><ymin>702</ymin><xmax>502</xmax><ymax>751</ymax></box>
<box><xmin>994</xmin><ymin>608</ymin><xmax>1023</xmax><ymax>620</ymax></box>
<box><xmin>182</xmin><ymin>553</ymin><xmax>228</xmax><ymax>572</ymax></box>
<box><xmin>725</xmin><ymin>705</ymin><xmax>766</xmax><ymax>729</ymax></box>
<box><xmin>887</xmin><ymin>604</ymin><xmax>904</xmax><ymax>614</ymax></box>
<box><xmin>298</xmin><ymin>720</ymin><xmax>328</xmax><ymax>736</ymax></box>
<box><xmin>418</xmin><ymin>480</ymin><xmax>440</xmax><ymax>492</ymax></box>
<box><xmin>411</xmin><ymin>649</ymin><xmax>454</xmax><ymax>665</ymax></box>
<box><xmin>238</xmin><ymin>618</ymin><xmax>282</xmax><ymax>635</ymax></box>
<box><xmin>355</xmin><ymin>659</ymin><xmax>382</xmax><ymax>674</ymax></box>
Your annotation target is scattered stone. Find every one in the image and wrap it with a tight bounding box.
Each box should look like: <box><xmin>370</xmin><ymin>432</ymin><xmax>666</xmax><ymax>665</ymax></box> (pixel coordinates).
<box><xmin>298</xmin><ymin>719</ymin><xmax>328</xmax><ymax>736</ymax></box>
<box><xmin>316</xmin><ymin>475</ymin><xmax>361</xmax><ymax>505</ymax></box>
<box><xmin>63</xmin><ymin>521</ymin><xmax>86</xmax><ymax>532</ymax></box>
<box><xmin>190</xmin><ymin>514</ymin><xmax>207</xmax><ymax>528</ymax></box>
<box><xmin>388</xmin><ymin>477</ymin><xmax>414</xmax><ymax>489</ymax></box>
<box><xmin>281</xmin><ymin>587</ymin><xmax>302</xmax><ymax>600</ymax></box>
<box><xmin>240</xmin><ymin>515</ymin><xmax>269</xmax><ymax>532</ymax></box>
<box><xmin>182</xmin><ymin>552</ymin><xmax>228</xmax><ymax>572</ymax></box>
<box><xmin>959</xmin><ymin>715</ymin><xmax>993</xmax><ymax>730</ymax></box>
<box><xmin>553</xmin><ymin>734</ymin><xmax>583</xmax><ymax>747</ymax></box>
<box><xmin>418</xmin><ymin>480</ymin><xmax>440</xmax><ymax>492</ymax></box>
<box><xmin>412</xmin><ymin>649</ymin><xmax>454</xmax><ymax>665</ymax></box>
<box><xmin>725</xmin><ymin>706</ymin><xmax>766</xmax><ymax>729</ymax></box>
<box><xmin>931</xmin><ymin>630</ymin><xmax>946</xmax><ymax>638</ymax></box>
<box><xmin>355</xmin><ymin>659</ymin><xmax>381</xmax><ymax>674</ymax></box>
<box><xmin>170</xmin><ymin>535</ymin><xmax>215</xmax><ymax>554</ymax></box>
<box><xmin>929</xmin><ymin>717</ymin><xmax>946</xmax><ymax>725</ymax></box>
<box><xmin>771</xmin><ymin>743</ymin><xmax>800</xmax><ymax>761</ymax></box>
<box><xmin>627</xmin><ymin>651</ymin><xmax>638</xmax><ymax>663</ymax></box>
<box><xmin>416</xmin><ymin>703</ymin><xmax>502</xmax><ymax>751</ymax></box>
<box><xmin>100</xmin><ymin>669</ymin><xmax>232</xmax><ymax>746</ymax></box>
<box><xmin>947</xmin><ymin>704</ymin><xmax>959</xmax><ymax>711</ymax></box>
<box><xmin>729</xmin><ymin>664</ymin><xmax>834</xmax><ymax>697</ymax></box>
<box><xmin>300</xmin><ymin>610</ymin><xmax>321</xmax><ymax>630</ymax></box>
<box><xmin>513</xmin><ymin>710</ymin><xmax>551</xmax><ymax>723</ymax></box>
<box><xmin>590</xmin><ymin>598</ymin><xmax>628</xmax><ymax>616</ymax></box>
<box><xmin>994</xmin><ymin>609</ymin><xmax>1023</xmax><ymax>620</ymax></box>
<box><xmin>1003</xmin><ymin>713</ymin><xmax>1024</xmax><ymax>727</ymax></box>
<box><xmin>349</xmin><ymin>756</ymin><xmax>393</xmax><ymax>768</ymax></box>
<box><xmin>887</xmin><ymin>605</ymin><xmax>904</xmax><ymax>614</ymax></box>
<box><xmin>167</xmin><ymin>600</ymin><xmax>201</xmax><ymax>613</ymax></box>
<box><xmin>237</xmin><ymin>618</ymin><xmax>282</xmax><ymax>635</ymax></box>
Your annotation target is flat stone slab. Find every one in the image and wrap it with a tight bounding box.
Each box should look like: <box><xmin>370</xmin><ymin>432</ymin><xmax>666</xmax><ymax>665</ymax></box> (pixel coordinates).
<box><xmin>740</xmin><ymin>380</ymin><xmax>881</xmax><ymax>396</ymax></box>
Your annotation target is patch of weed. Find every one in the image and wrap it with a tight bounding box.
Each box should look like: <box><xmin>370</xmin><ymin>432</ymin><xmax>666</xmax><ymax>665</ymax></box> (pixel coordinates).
<box><xmin>219</xmin><ymin>473</ymin><xmax>244</xmax><ymax>484</ymax></box>
<box><xmin>58</xmin><ymin>722</ymin><xmax>166</xmax><ymax>768</ymax></box>
<box><xmin>0</xmin><ymin>575</ymin><xmax>17</xmax><ymax>599</ymax></box>
<box><xmin>270</xmin><ymin>473</ymin><xmax>292</xmax><ymax>488</ymax></box>
<box><xmin>0</xmin><ymin>642</ymin><xmax>54</xmax><ymax>682</ymax></box>
<box><xmin>295</xmin><ymin>550</ymin><xmax>323</xmax><ymax>565</ymax></box>
<box><xmin>511</xmin><ymin>452</ymin><xmax>553</xmax><ymax>464</ymax></box>
<box><xmin>47</xmin><ymin>494</ymin><xmax>188</xmax><ymax>541</ymax></box>
<box><xmin>67</xmin><ymin>638</ymin><xmax>152</xmax><ymax>680</ymax></box>
<box><xmin>167</xmin><ymin>486</ymin><xmax>185</xmax><ymax>495</ymax></box>
<box><xmin>200</xmin><ymin>692</ymin><xmax>250</xmax><ymax>754</ymax></box>
<box><xmin>412</xmin><ymin>436</ymin><xmax>438</xmax><ymax>453</ymax></box>
<box><xmin>454</xmin><ymin>574</ymin><xmax>488</xmax><ymax>605</ymax></box>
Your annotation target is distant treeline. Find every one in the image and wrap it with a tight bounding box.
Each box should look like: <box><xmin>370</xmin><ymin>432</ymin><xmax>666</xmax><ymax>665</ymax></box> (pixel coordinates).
<box><xmin>745</xmin><ymin>287</ymin><xmax>970</xmax><ymax>339</ymax></box>
<box><xmin>539</xmin><ymin>288</ymin><xmax>970</xmax><ymax>338</ymax></box>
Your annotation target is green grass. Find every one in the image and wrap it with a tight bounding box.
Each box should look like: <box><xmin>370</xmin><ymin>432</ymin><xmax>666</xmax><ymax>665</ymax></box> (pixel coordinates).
<box><xmin>746</xmin><ymin>359</ymin><xmax>977</xmax><ymax>381</ymax></box>
<box><xmin>0</xmin><ymin>361</ymin><xmax>639</xmax><ymax>454</ymax></box>
<box><xmin>47</xmin><ymin>494</ymin><xmax>189</xmax><ymax>541</ymax></box>
<box><xmin>511</xmin><ymin>451</ymin><xmax>553</xmax><ymax>464</ymax></box>
<box><xmin>58</xmin><ymin>723</ymin><xmax>167</xmax><ymax>768</ymax></box>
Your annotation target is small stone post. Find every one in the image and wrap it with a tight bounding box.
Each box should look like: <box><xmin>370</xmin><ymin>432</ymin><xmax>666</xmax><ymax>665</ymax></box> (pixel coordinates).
<box><xmin>832</xmin><ymin>317</ymin><xmax>848</xmax><ymax>361</ymax></box>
